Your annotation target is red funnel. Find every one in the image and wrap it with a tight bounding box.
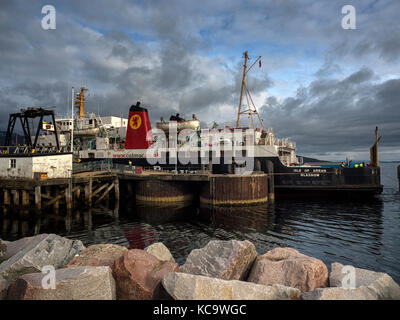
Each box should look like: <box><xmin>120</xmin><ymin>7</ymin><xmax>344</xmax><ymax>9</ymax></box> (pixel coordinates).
<box><xmin>125</xmin><ymin>102</ymin><xmax>152</xmax><ymax>149</ymax></box>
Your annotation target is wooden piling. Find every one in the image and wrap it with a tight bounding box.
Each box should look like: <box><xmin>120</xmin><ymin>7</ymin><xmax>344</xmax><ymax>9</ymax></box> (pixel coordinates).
<box><xmin>95</xmin><ymin>183</ymin><xmax>114</xmax><ymax>204</ymax></box>
<box><xmin>46</xmin><ymin>189</ymin><xmax>64</xmax><ymax>209</ymax></box>
<box><xmin>53</xmin><ymin>188</ymin><xmax>59</xmax><ymax>213</ymax></box>
<box><xmin>267</xmin><ymin>160</ymin><xmax>275</xmax><ymax>203</ymax></box>
<box><xmin>114</xmin><ymin>176</ymin><xmax>120</xmax><ymax>203</ymax></box>
<box><xmin>35</xmin><ymin>186</ymin><xmax>41</xmax><ymax>210</ymax></box>
<box><xmin>126</xmin><ymin>181</ymin><xmax>133</xmax><ymax>196</ymax></box>
<box><xmin>75</xmin><ymin>187</ymin><xmax>81</xmax><ymax>202</ymax></box>
<box><xmin>22</xmin><ymin>190</ymin><xmax>30</xmax><ymax>207</ymax></box>
<box><xmin>65</xmin><ymin>187</ymin><xmax>72</xmax><ymax>211</ymax></box>
<box><xmin>85</xmin><ymin>178</ymin><xmax>93</xmax><ymax>207</ymax></box>
<box><xmin>12</xmin><ymin>190</ymin><xmax>20</xmax><ymax>207</ymax></box>
<box><xmin>4</xmin><ymin>189</ymin><xmax>11</xmax><ymax>206</ymax></box>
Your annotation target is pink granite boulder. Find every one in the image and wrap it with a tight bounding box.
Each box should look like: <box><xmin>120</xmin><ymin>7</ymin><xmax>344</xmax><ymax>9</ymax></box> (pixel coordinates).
<box><xmin>65</xmin><ymin>244</ymin><xmax>128</xmax><ymax>268</ymax></box>
<box><xmin>6</xmin><ymin>266</ymin><xmax>116</xmax><ymax>300</ymax></box>
<box><xmin>247</xmin><ymin>247</ymin><xmax>328</xmax><ymax>292</ymax></box>
<box><xmin>112</xmin><ymin>249</ymin><xmax>179</xmax><ymax>300</ymax></box>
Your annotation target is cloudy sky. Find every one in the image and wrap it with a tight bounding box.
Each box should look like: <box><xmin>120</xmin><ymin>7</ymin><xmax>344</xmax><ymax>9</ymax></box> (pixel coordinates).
<box><xmin>0</xmin><ymin>0</ymin><xmax>399</xmax><ymax>160</ymax></box>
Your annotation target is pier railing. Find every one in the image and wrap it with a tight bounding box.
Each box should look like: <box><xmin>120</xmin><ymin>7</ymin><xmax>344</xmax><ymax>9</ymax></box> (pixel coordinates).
<box><xmin>73</xmin><ymin>160</ymin><xmax>205</xmax><ymax>175</ymax></box>
<box><xmin>73</xmin><ymin>160</ymin><xmax>114</xmax><ymax>173</ymax></box>
<box><xmin>73</xmin><ymin>160</ymin><xmax>154</xmax><ymax>174</ymax></box>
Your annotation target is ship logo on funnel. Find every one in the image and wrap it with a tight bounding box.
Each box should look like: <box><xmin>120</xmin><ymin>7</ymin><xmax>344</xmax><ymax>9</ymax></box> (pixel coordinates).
<box><xmin>129</xmin><ymin>114</ymin><xmax>142</xmax><ymax>130</ymax></box>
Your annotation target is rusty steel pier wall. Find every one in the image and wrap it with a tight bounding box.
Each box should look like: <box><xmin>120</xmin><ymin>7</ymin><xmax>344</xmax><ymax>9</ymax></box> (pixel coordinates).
<box><xmin>135</xmin><ymin>180</ymin><xmax>194</xmax><ymax>204</ymax></box>
<box><xmin>0</xmin><ymin>171</ymin><xmax>270</xmax><ymax>210</ymax></box>
<box><xmin>199</xmin><ymin>173</ymin><xmax>269</xmax><ymax>206</ymax></box>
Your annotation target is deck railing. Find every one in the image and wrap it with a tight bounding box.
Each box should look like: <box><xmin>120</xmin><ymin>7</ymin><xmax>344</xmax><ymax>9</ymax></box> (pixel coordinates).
<box><xmin>0</xmin><ymin>145</ymin><xmax>69</xmax><ymax>155</ymax></box>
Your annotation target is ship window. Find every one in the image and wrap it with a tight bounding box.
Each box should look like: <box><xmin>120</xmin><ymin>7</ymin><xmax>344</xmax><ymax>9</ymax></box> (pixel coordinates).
<box><xmin>89</xmin><ymin>120</ymin><xmax>93</xmax><ymax>125</ymax></box>
<box><xmin>9</xmin><ymin>159</ymin><xmax>16</xmax><ymax>169</ymax></box>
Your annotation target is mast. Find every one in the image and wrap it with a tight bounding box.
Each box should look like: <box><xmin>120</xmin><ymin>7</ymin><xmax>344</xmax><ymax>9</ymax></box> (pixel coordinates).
<box><xmin>75</xmin><ymin>87</ymin><xmax>88</xmax><ymax>119</ymax></box>
<box><xmin>369</xmin><ymin>126</ymin><xmax>381</xmax><ymax>167</ymax></box>
<box><xmin>236</xmin><ymin>51</ymin><xmax>248</xmax><ymax>128</ymax></box>
<box><xmin>375</xmin><ymin>126</ymin><xmax>380</xmax><ymax>166</ymax></box>
<box><xmin>71</xmin><ymin>87</ymin><xmax>74</xmax><ymax>153</ymax></box>
<box><xmin>235</xmin><ymin>51</ymin><xmax>265</xmax><ymax>130</ymax></box>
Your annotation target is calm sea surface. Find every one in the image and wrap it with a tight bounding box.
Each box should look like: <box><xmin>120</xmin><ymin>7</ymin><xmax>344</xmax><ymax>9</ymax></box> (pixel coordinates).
<box><xmin>1</xmin><ymin>162</ymin><xmax>399</xmax><ymax>282</ymax></box>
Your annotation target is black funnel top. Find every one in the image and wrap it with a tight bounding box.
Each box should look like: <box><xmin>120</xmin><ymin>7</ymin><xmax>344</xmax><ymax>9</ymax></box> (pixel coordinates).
<box><xmin>130</xmin><ymin>101</ymin><xmax>148</xmax><ymax>112</ymax></box>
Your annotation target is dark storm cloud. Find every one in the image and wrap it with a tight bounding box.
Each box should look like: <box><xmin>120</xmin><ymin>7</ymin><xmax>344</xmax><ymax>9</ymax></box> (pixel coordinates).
<box><xmin>331</xmin><ymin>0</ymin><xmax>400</xmax><ymax>63</ymax></box>
<box><xmin>0</xmin><ymin>0</ymin><xmax>399</xmax><ymax>159</ymax></box>
<box><xmin>260</xmin><ymin>67</ymin><xmax>400</xmax><ymax>155</ymax></box>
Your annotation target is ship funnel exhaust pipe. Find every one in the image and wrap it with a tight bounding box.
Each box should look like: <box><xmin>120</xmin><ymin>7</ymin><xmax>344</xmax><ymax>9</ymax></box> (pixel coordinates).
<box><xmin>125</xmin><ymin>102</ymin><xmax>152</xmax><ymax>149</ymax></box>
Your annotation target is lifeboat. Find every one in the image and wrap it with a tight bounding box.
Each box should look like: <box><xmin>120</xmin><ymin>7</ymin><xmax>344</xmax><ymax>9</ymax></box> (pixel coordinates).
<box><xmin>156</xmin><ymin>119</ymin><xmax>200</xmax><ymax>132</ymax></box>
<box><xmin>73</xmin><ymin>128</ymin><xmax>100</xmax><ymax>137</ymax></box>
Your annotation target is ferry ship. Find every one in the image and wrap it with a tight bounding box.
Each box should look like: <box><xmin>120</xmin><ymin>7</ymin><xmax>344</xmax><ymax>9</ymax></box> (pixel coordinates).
<box><xmin>35</xmin><ymin>53</ymin><xmax>383</xmax><ymax>198</ymax></box>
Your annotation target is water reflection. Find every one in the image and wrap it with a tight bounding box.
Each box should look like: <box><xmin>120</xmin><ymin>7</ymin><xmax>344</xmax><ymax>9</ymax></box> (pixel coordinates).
<box><xmin>197</xmin><ymin>204</ymin><xmax>272</xmax><ymax>234</ymax></box>
<box><xmin>0</xmin><ymin>162</ymin><xmax>399</xmax><ymax>283</ymax></box>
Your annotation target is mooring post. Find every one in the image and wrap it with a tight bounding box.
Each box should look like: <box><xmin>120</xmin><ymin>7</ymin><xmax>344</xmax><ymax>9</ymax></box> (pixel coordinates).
<box><xmin>397</xmin><ymin>165</ymin><xmax>400</xmax><ymax>193</ymax></box>
<box><xmin>267</xmin><ymin>160</ymin><xmax>275</xmax><ymax>203</ymax></box>
<box><xmin>22</xmin><ymin>190</ymin><xmax>30</xmax><ymax>207</ymax></box>
<box><xmin>35</xmin><ymin>186</ymin><xmax>41</xmax><ymax>210</ymax></box>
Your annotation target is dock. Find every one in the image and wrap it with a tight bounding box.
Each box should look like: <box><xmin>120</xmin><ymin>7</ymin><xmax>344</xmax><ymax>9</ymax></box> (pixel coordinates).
<box><xmin>0</xmin><ymin>165</ymin><xmax>273</xmax><ymax>214</ymax></box>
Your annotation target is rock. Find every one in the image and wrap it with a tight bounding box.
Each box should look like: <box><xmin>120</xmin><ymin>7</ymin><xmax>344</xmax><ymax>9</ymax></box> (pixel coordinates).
<box><xmin>7</xmin><ymin>266</ymin><xmax>116</xmax><ymax>300</ymax></box>
<box><xmin>327</xmin><ymin>262</ymin><xmax>400</xmax><ymax>300</ymax></box>
<box><xmin>162</xmin><ymin>272</ymin><xmax>301</xmax><ymax>300</ymax></box>
<box><xmin>0</xmin><ymin>276</ymin><xmax>8</xmax><ymax>300</ymax></box>
<box><xmin>301</xmin><ymin>287</ymin><xmax>377</xmax><ymax>300</ymax></box>
<box><xmin>112</xmin><ymin>249</ymin><xmax>179</xmax><ymax>300</ymax></box>
<box><xmin>144</xmin><ymin>242</ymin><xmax>175</xmax><ymax>262</ymax></box>
<box><xmin>0</xmin><ymin>234</ymin><xmax>49</xmax><ymax>263</ymax></box>
<box><xmin>247</xmin><ymin>247</ymin><xmax>328</xmax><ymax>292</ymax></box>
<box><xmin>65</xmin><ymin>244</ymin><xmax>128</xmax><ymax>268</ymax></box>
<box><xmin>0</xmin><ymin>234</ymin><xmax>85</xmax><ymax>283</ymax></box>
<box><xmin>0</xmin><ymin>240</ymin><xmax>7</xmax><ymax>261</ymax></box>
<box><xmin>180</xmin><ymin>240</ymin><xmax>257</xmax><ymax>281</ymax></box>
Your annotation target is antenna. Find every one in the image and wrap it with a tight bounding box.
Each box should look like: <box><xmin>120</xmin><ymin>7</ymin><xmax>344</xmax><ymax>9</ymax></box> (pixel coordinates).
<box><xmin>236</xmin><ymin>51</ymin><xmax>265</xmax><ymax>130</ymax></box>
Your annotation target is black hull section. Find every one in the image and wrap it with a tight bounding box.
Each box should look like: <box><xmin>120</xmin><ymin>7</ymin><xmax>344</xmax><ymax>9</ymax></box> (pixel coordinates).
<box><xmin>258</xmin><ymin>157</ymin><xmax>383</xmax><ymax>198</ymax></box>
<box><xmin>82</xmin><ymin>155</ymin><xmax>383</xmax><ymax>197</ymax></box>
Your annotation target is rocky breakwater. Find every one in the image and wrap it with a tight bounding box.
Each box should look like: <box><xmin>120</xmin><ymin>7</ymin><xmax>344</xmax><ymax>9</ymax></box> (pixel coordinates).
<box><xmin>1</xmin><ymin>236</ymin><xmax>399</xmax><ymax>300</ymax></box>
